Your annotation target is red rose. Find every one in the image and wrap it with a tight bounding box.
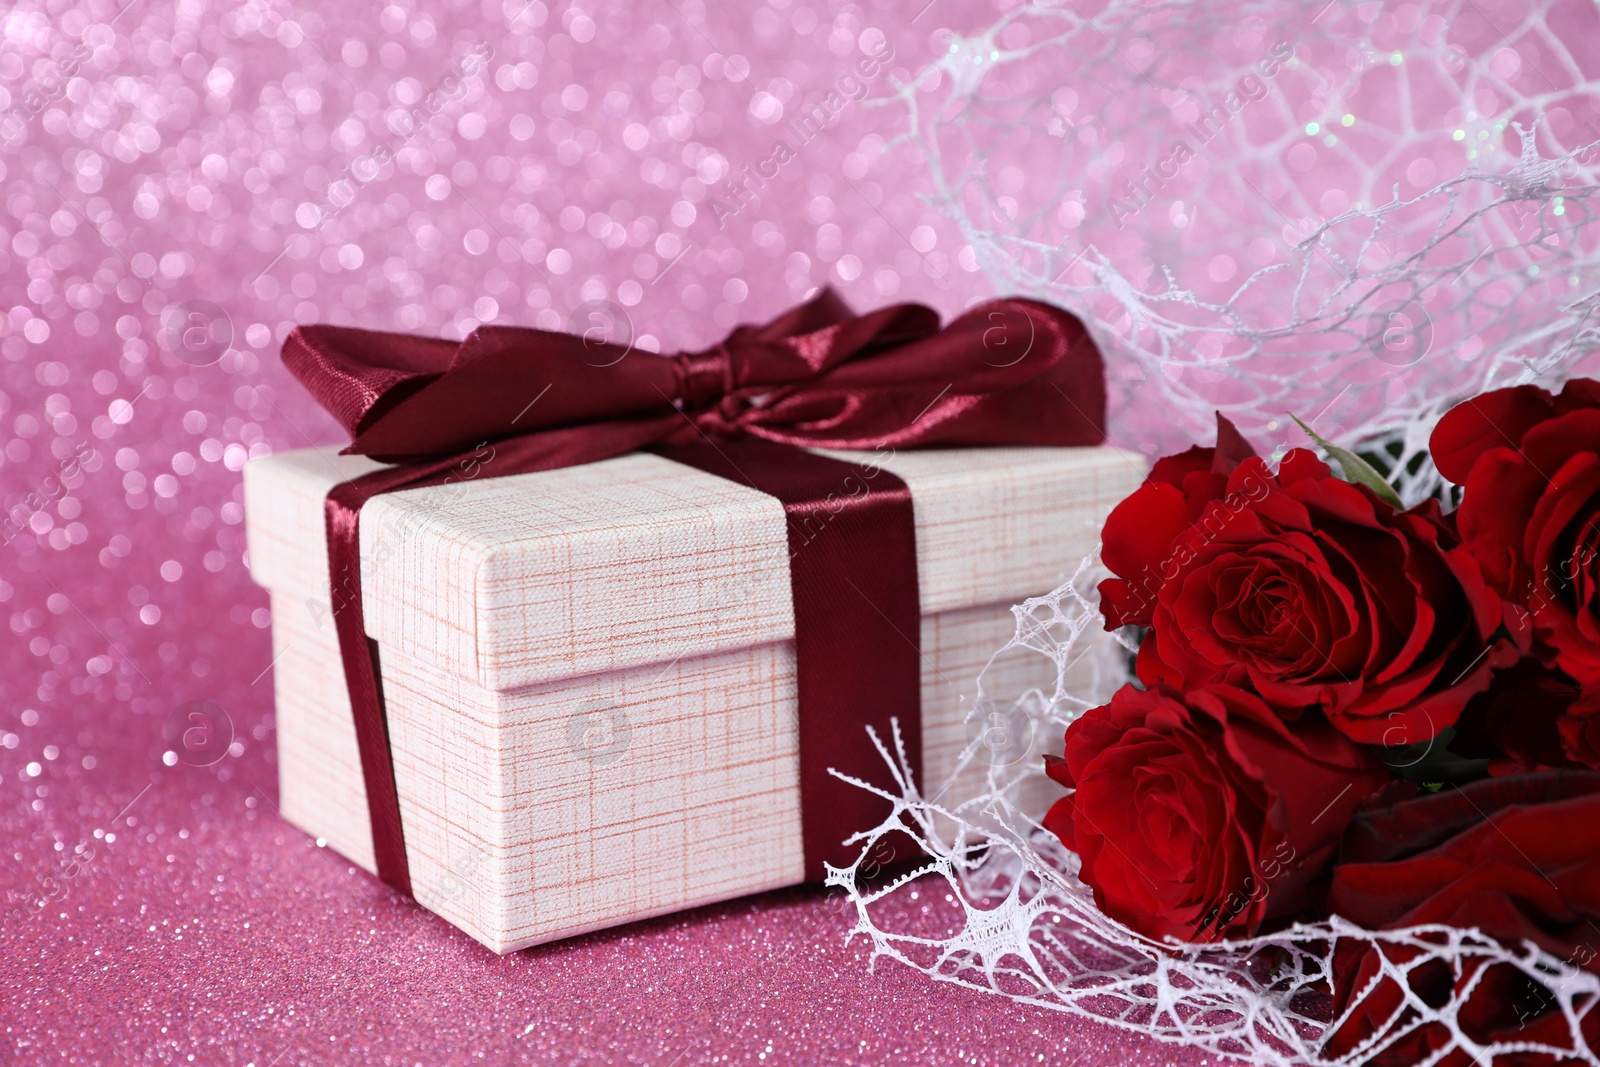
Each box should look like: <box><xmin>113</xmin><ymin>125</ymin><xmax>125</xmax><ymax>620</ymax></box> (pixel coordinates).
<box><xmin>1454</xmin><ymin>660</ymin><xmax>1600</xmax><ymax>774</ymax></box>
<box><xmin>1043</xmin><ymin>683</ymin><xmax>1389</xmax><ymax>942</ymax></box>
<box><xmin>1432</xmin><ymin>378</ymin><xmax>1600</xmax><ymax>687</ymax></box>
<box><xmin>1113</xmin><ymin>445</ymin><xmax>1509</xmax><ymax>745</ymax></box>
<box><xmin>1098</xmin><ymin>413</ymin><xmax>1259</xmax><ymax>629</ymax></box>
<box><xmin>1558</xmin><ymin>685</ymin><xmax>1600</xmax><ymax>768</ymax></box>
<box><xmin>1324</xmin><ymin>771</ymin><xmax>1600</xmax><ymax>1065</ymax></box>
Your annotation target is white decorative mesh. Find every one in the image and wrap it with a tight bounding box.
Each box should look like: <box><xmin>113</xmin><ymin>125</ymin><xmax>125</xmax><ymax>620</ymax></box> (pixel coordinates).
<box><xmin>829</xmin><ymin>560</ymin><xmax>1600</xmax><ymax>1064</ymax></box>
<box><xmin>870</xmin><ymin>0</ymin><xmax>1600</xmax><ymax>499</ymax></box>
<box><xmin>835</xmin><ymin>1</ymin><xmax>1600</xmax><ymax>1061</ymax></box>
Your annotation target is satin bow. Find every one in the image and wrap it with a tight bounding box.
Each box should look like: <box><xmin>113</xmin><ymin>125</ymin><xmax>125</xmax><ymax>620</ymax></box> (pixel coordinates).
<box><xmin>283</xmin><ymin>289</ymin><xmax>1107</xmax><ymax>465</ymax></box>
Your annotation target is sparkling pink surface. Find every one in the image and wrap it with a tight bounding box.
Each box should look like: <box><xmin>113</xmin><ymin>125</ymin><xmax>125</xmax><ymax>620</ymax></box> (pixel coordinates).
<box><xmin>3</xmin><ymin>0</ymin><xmax>1590</xmax><ymax>1062</ymax></box>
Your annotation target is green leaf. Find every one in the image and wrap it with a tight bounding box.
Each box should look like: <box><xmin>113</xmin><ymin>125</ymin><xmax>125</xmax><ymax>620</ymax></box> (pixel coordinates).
<box><xmin>1290</xmin><ymin>414</ymin><xmax>1404</xmax><ymax>508</ymax></box>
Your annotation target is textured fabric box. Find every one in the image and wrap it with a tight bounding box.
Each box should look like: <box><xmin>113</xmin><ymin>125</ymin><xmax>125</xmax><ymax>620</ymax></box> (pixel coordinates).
<box><xmin>244</xmin><ymin>444</ymin><xmax>1144</xmax><ymax>953</ymax></box>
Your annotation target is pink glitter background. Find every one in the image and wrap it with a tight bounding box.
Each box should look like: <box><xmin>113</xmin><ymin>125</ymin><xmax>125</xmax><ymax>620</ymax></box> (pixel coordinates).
<box><xmin>1</xmin><ymin>0</ymin><xmax>1594</xmax><ymax>1063</ymax></box>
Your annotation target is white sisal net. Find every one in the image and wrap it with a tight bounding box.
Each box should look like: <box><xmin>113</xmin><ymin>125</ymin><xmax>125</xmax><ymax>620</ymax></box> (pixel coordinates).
<box><xmin>833</xmin><ymin>1</ymin><xmax>1600</xmax><ymax>1062</ymax></box>
<box><xmin>871</xmin><ymin>0</ymin><xmax>1600</xmax><ymax>498</ymax></box>
<box><xmin>828</xmin><ymin>560</ymin><xmax>1600</xmax><ymax>1065</ymax></box>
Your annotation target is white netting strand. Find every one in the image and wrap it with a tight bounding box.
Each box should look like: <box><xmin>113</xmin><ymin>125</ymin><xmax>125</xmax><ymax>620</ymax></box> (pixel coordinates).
<box><xmin>835</xmin><ymin>2</ymin><xmax>1600</xmax><ymax>1061</ymax></box>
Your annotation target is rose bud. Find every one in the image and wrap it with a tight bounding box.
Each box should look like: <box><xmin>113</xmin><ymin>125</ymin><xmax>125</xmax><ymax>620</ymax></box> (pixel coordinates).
<box><xmin>1432</xmin><ymin>377</ymin><xmax>1600</xmax><ymax>689</ymax></box>
<box><xmin>1116</xmin><ymin>447</ymin><xmax>1511</xmax><ymax>746</ymax></box>
<box><xmin>1043</xmin><ymin>683</ymin><xmax>1389</xmax><ymax>942</ymax></box>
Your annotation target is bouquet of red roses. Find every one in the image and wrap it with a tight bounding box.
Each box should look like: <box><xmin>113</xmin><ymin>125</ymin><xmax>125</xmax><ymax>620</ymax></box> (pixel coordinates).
<box><xmin>1046</xmin><ymin>380</ymin><xmax>1600</xmax><ymax>1064</ymax></box>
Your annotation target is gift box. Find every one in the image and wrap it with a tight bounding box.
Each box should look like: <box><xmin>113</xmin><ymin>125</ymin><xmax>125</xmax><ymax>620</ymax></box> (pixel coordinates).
<box><xmin>243</xmin><ymin>292</ymin><xmax>1141</xmax><ymax>953</ymax></box>
<box><xmin>245</xmin><ymin>441</ymin><xmax>1142</xmax><ymax>952</ymax></box>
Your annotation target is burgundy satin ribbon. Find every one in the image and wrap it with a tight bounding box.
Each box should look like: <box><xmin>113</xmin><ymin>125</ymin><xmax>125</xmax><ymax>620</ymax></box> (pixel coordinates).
<box><xmin>284</xmin><ymin>290</ymin><xmax>1106</xmax><ymax>896</ymax></box>
<box><xmin>652</xmin><ymin>441</ymin><xmax>920</xmax><ymax>881</ymax></box>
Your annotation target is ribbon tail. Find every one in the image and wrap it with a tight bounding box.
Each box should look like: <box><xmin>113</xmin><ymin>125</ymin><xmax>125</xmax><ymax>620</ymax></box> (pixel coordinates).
<box><xmin>320</xmin><ymin>414</ymin><xmax>686</xmax><ymax>896</ymax></box>
<box><xmin>651</xmin><ymin>440</ymin><xmax>923</xmax><ymax>880</ymax></box>
<box><xmin>325</xmin><ymin>461</ymin><xmax>460</xmax><ymax>895</ymax></box>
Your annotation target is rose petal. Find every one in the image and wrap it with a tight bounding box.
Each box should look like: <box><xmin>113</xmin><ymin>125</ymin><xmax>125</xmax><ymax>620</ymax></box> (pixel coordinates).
<box><xmin>1431</xmin><ymin>384</ymin><xmax>1556</xmax><ymax>484</ymax></box>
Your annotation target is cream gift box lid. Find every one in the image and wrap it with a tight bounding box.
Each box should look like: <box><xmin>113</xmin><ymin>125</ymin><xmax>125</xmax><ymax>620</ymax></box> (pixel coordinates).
<box><xmin>244</xmin><ymin>445</ymin><xmax>1144</xmax><ymax>692</ymax></box>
